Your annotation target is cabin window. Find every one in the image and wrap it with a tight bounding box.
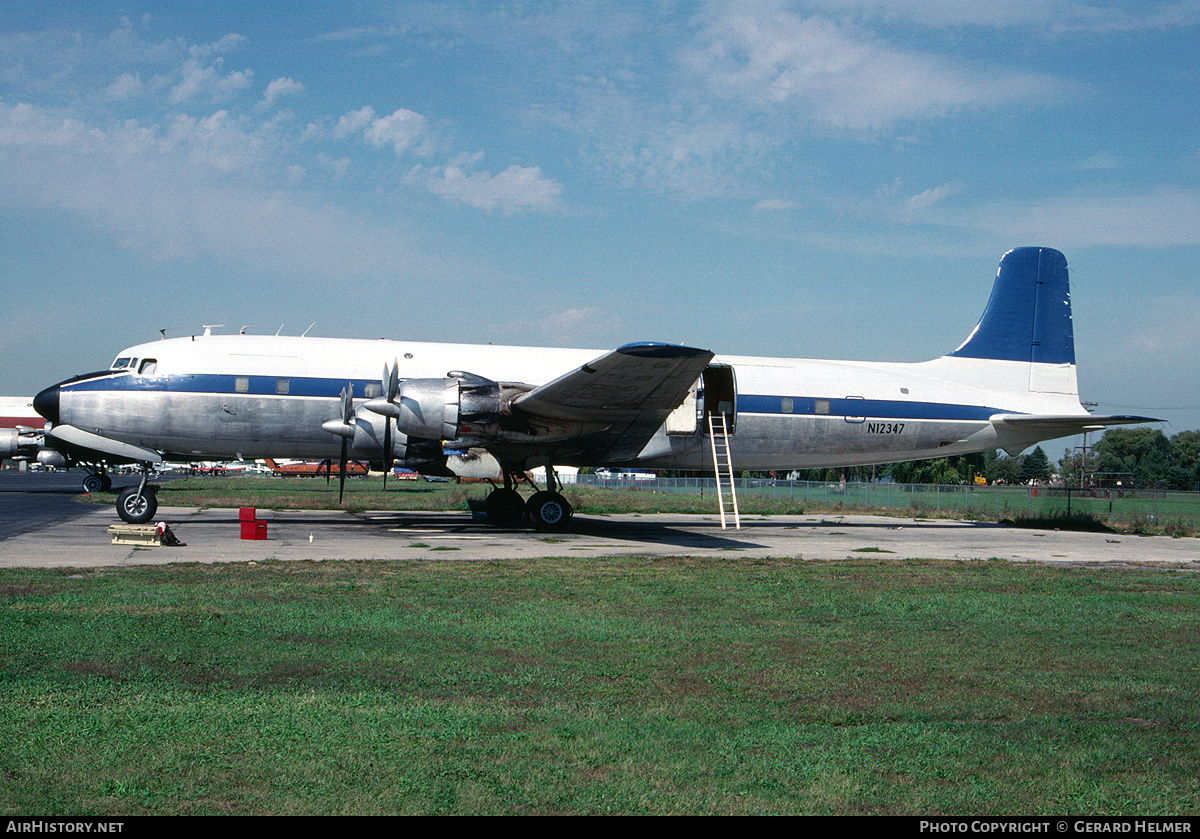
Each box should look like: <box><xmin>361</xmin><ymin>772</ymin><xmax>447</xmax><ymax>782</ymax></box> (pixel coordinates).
<box><xmin>781</xmin><ymin>397</ymin><xmax>793</xmax><ymax>413</ymax></box>
<box><xmin>276</xmin><ymin>377</ymin><xmax>289</xmax><ymax>395</ymax></box>
<box><xmin>815</xmin><ymin>399</ymin><xmax>830</xmax><ymax>415</ymax></box>
<box><xmin>364</xmin><ymin>382</ymin><xmax>382</xmax><ymax>399</ymax></box>
<box><xmin>235</xmin><ymin>377</ymin><xmax>250</xmax><ymax>393</ymax></box>
<box><xmin>138</xmin><ymin>359</ymin><xmax>157</xmax><ymax>375</ymax></box>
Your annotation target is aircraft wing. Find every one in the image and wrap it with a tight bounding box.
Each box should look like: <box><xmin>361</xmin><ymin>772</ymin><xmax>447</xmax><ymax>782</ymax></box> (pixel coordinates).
<box><xmin>47</xmin><ymin>424</ymin><xmax>163</xmax><ymax>464</ymax></box>
<box><xmin>509</xmin><ymin>342</ymin><xmax>713</xmax><ymax>461</ymax></box>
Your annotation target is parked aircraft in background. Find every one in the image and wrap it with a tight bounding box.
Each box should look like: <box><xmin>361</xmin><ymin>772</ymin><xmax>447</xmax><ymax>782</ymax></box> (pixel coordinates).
<box><xmin>23</xmin><ymin>247</ymin><xmax>1156</xmax><ymax>529</ymax></box>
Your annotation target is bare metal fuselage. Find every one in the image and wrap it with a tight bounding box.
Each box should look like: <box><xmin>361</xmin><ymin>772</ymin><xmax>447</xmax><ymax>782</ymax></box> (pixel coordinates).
<box><xmin>46</xmin><ymin>332</ymin><xmax>1083</xmax><ymax>472</ymax></box>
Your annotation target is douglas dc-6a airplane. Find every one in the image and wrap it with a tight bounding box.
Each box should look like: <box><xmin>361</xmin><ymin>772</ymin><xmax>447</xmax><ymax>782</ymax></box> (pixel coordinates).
<box><xmin>17</xmin><ymin>247</ymin><xmax>1154</xmax><ymax>529</ymax></box>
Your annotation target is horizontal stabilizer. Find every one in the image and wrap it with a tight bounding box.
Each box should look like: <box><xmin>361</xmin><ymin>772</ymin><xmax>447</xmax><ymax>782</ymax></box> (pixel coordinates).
<box><xmin>991</xmin><ymin>413</ymin><xmax>1161</xmax><ymax>433</ymax></box>
<box><xmin>988</xmin><ymin>412</ymin><xmax>1160</xmax><ymax>456</ymax></box>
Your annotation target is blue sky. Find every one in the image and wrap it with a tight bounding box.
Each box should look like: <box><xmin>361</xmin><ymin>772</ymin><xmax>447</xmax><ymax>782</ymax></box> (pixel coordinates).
<box><xmin>3</xmin><ymin>1</ymin><xmax>1199</xmax><ymax>449</ymax></box>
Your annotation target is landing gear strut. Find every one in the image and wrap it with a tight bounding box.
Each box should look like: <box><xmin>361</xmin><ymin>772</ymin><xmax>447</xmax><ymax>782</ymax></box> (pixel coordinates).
<box><xmin>116</xmin><ymin>464</ymin><xmax>158</xmax><ymax>524</ymax></box>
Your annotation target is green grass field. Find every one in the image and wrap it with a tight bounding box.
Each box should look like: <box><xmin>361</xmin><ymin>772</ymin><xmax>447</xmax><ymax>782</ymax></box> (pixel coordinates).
<box><xmin>3</xmin><ymin>558</ymin><xmax>1199</xmax><ymax>815</ymax></box>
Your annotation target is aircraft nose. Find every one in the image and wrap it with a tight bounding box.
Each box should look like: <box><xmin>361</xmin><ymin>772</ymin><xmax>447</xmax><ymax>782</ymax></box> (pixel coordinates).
<box><xmin>33</xmin><ymin>384</ymin><xmax>59</xmax><ymax>424</ymax></box>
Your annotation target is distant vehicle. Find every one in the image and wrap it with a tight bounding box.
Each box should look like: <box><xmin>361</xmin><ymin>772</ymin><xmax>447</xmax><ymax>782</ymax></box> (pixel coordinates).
<box><xmin>264</xmin><ymin>458</ymin><xmax>369</xmax><ymax>478</ymax></box>
<box><xmin>394</xmin><ymin>467</ymin><xmax>449</xmax><ymax>482</ymax></box>
<box><xmin>595</xmin><ymin>468</ymin><xmax>656</xmax><ymax>482</ymax></box>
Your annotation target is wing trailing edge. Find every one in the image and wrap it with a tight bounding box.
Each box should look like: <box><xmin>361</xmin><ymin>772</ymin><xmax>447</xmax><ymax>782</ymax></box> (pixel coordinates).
<box><xmin>510</xmin><ymin>342</ymin><xmax>713</xmax><ymax>461</ymax></box>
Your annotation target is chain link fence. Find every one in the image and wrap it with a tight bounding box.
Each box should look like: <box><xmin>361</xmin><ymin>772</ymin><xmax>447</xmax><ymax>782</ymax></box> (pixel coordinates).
<box><xmin>564</xmin><ymin>473</ymin><xmax>1198</xmax><ymax>529</ymax></box>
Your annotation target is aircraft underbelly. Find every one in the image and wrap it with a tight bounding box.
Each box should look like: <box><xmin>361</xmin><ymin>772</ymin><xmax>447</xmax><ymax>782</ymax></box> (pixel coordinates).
<box><xmin>642</xmin><ymin>414</ymin><xmax>993</xmax><ymax>471</ymax></box>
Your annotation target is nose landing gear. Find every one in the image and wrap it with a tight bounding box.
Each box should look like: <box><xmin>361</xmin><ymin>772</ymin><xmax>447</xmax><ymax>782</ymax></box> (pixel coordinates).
<box><xmin>115</xmin><ymin>464</ymin><xmax>158</xmax><ymax>524</ymax></box>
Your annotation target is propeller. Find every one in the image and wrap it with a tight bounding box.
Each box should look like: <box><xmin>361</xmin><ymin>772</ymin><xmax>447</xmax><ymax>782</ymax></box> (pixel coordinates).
<box><xmin>319</xmin><ymin>384</ymin><xmax>358</xmax><ymax>503</ymax></box>
<box><xmin>337</xmin><ymin>384</ymin><xmax>353</xmax><ymax>503</ymax></box>
<box><xmin>381</xmin><ymin>360</ymin><xmax>399</xmax><ymax>489</ymax></box>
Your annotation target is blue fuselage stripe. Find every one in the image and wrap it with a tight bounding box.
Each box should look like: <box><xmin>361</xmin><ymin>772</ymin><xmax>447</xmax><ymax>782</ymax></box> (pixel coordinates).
<box><xmin>63</xmin><ymin>373</ymin><xmax>378</xmax><ymax>400</ymax></box>
<box><xmin>737</xmin><ymin>394</ymin><xmax>1004</xmax><ymax>421</ymax></box>
<box><xmin>64</xmin><ymin>374</ymin><xmax>1010</xmax><ymax>422</ymax></box>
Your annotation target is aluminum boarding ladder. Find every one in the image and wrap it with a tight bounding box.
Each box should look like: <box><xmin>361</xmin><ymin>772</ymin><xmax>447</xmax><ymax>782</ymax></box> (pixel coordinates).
<box><xmin>708</xmin><ymin>413</ymin><xmax>740</xmax><ymax>530</ymax></box>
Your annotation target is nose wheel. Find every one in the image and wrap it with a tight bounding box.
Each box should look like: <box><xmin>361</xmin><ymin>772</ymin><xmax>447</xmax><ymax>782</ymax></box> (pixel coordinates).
<box><xmin>115</xmin><ymin>464</ymin><xmax>158</xmax><ymax>524</ymax></box>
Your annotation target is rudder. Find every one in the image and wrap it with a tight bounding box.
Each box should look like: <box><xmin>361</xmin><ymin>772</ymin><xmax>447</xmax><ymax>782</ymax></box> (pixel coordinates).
<box><xmin>948</xmin><ymin>247</ymin><xmax>1075</xmax><ymax>367</ymax></box>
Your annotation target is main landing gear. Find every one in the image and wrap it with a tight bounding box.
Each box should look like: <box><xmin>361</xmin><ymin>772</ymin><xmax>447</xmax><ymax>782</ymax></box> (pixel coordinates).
<box><xmin>115</xmin><ymin>464</ymin><xmax>158</xmax><ymax>524</ymax></box>
<box><xmin>483</xmin><ymin>466</ymin><xmax>574</xmax><ymax>531</ymax></box>
<box><xmin>81</xmin><ymin>471</ymin><xmax>112</xmax><ymax>494</ymax></box>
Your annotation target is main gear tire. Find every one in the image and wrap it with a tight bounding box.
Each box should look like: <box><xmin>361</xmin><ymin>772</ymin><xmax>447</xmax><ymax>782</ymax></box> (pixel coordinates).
<box><xmin>526</xmin><ymin>491</ymin><xmax>573</xmax><ymax>531</ymax></box>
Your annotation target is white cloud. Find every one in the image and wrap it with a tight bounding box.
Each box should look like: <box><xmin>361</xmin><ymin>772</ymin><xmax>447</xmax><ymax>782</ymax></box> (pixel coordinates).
<box><xmin>334</xmin><ymin>106</ymin><xmax>431</xmax><ymax>155</ymax></box>
<box><xmin>686</xmin><ymin>6</ymin><xmax>1056</xmax><ymax>130</ymax></box>
<box><xmin>413</xmin><ymin>163</ymin><xmax>563</xmax><ymax>214</ymax></box>
<box><xmin>798</xmin><ymin>0</ymin><xmax>1200</xmax><ymax>31</ymax></box>
<box><xmin>334</xmin><ymin>106</ymin><xmax>376</xmax><ymax>137</ymax></box>
<box><xmin>362</xmin><ymin>108</ymin><xmax>428</xmax><ymax>154</ymax></box>
<box><xmin>0</xmin><ymin>101</ymin><xmax>446</xmax><ymax>278</ymax></box>
<box><xmin>941</xmin><ymin>187</ymin><xmax>1200</xmax><ymax>248</ymax></box>
<box><xmin>169</xmin><ymin>55</ymin><xmax>252</xmax><ymax>104</ymax></box>
<box><xmin>906</xmin><ymin>182</ymin><xmax>964</xmax><ymax>213</ymax></box>
<box><xmin>105</xmin><ymin>72</ymin><xmax>144</xmax><ymax>100</ymax></box>
<box><xmin>261</xmin><ymin>77</ymin><xmax>304</xmax><ymax>108</ymax></box>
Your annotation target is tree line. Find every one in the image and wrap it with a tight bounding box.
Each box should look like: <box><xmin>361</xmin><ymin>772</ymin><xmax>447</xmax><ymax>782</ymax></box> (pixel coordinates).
<box><xmin>742</xmin><ymin>427</ymin><xmax>1199</xmax><ymax>490</ymax></box>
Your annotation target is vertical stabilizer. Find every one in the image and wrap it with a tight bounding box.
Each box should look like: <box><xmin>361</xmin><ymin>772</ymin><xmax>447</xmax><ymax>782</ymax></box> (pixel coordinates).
<box><xmin>947</xmin><ymin>247</ymin><xmax>1077</xmax><ymax>394</ymax></box>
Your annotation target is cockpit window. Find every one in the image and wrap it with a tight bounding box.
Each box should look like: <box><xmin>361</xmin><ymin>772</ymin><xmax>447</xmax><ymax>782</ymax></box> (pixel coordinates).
<box><xmin>111</xmin><ymin>357</ymin><xmax>132</xmax><ymax>369</ymax></box>
<box><xmin>138</xmin><ymin>359</ymin><xmax>158</xmax><ymax>375</ymax></box>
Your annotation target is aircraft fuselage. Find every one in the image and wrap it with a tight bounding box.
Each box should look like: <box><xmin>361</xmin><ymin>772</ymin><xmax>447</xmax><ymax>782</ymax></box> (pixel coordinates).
<box><xmin>34</xmin><ymin>332</ymin><xmax>1082</xmax><ymax>472</ymax></box>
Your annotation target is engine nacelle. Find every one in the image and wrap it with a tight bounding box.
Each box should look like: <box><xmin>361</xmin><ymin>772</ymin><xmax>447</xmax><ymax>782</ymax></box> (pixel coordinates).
<box><xmin>1</xmin><ymin>427</ymin><xmax>43</xmax><ymax>460</ymax></box>
<box><xmin>366</xmin><ymin>374</ymin><xmax>504</xmax><ymax>440</ymax></box>
<box><xmin>347</xmin><ymin>409</ymin><xmax>445</xmax><ymax>471</ymax></box>
<box><xmin>392</xmin><ymin>378</ymin><xmax>462</xmax><ymax>439</ymax></box>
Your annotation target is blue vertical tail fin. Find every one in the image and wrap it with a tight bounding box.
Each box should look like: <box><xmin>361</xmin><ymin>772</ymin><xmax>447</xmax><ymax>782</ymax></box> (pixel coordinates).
<box><xmin>947</xmin><ymin>247</ymin><xmax>1075</xmax><ymax>367</ymax></box>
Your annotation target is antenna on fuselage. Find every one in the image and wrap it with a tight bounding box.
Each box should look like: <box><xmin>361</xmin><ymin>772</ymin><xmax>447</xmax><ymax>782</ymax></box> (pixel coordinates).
<box><xmin>239</xmin><ymin>325</ymin><xmax>256</xmax><ymax>334</ymax></box>
<box><xmin>301</xmin><ymin>322</ymin><xmax>316</xmax><ymax>337</ymax></box>
<box><xmin>202</xmin><ymin>324</ymin><xmax>225</xmax><ymax>337</ymax></box>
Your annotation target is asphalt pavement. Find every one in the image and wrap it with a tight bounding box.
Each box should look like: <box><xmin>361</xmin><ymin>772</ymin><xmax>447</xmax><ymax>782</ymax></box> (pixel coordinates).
<box><xmin>1</xmin><ymin>472</ymin><xmax>1198</xmax><ymax>568</ymax></box>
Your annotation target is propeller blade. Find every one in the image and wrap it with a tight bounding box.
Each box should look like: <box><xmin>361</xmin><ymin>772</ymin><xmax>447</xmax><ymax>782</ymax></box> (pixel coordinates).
<box><xmin>382</xmin><ymin>418</ymin><xmax>392</xmax><ymax>491</ymax></box>
<box><xmin>388</xmin><ymin>359</ymin><xmax>399</xmax><ymax>402</ymax></box>
<box><xmin>338</xmin><ymin>438</ymin><xmax>348</xmax><ymax>504</ymax></box>
<box><xmin>335</xmin><ymin>383</ymin><xmax>353</xmax><ymax>502</ymax></box>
